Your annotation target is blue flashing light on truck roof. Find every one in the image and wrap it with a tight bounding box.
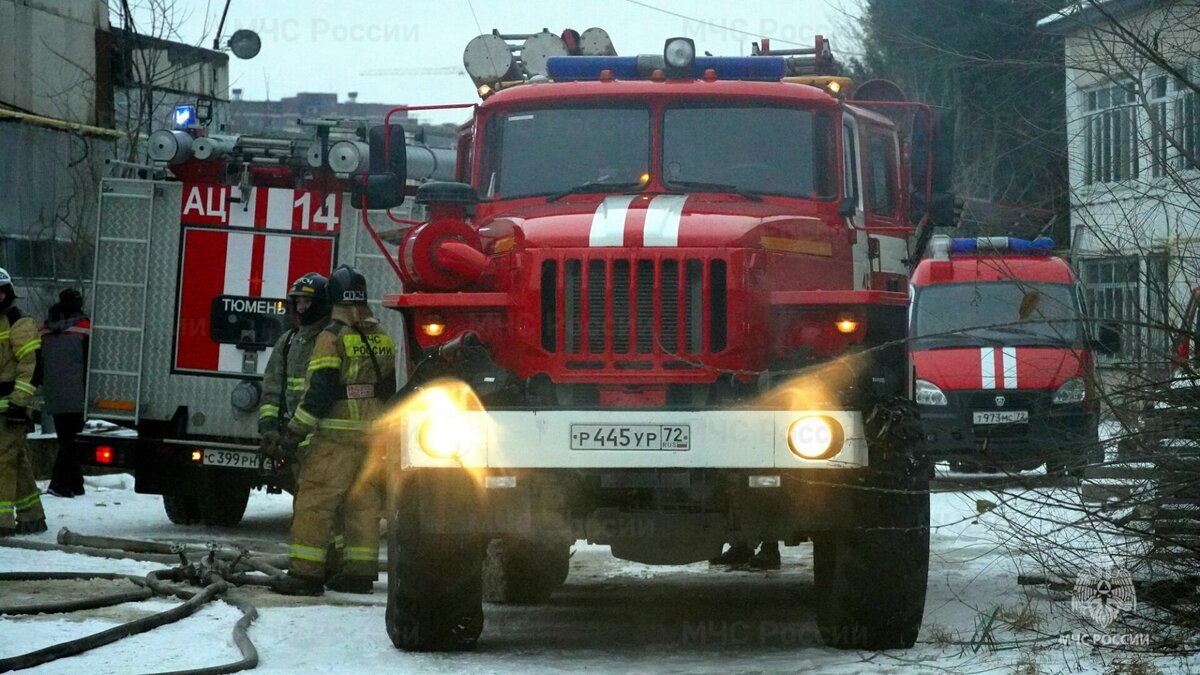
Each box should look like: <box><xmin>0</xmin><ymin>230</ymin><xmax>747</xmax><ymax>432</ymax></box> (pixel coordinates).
<box><xmin>545</xmin><ymin>55</ymin><xmax>787</xmax><ymax>82</ymax></box>
<box><xmin>948</xmin><ymin>236</ymin><xmax>1054</xmax><ymax>255</ymax></box>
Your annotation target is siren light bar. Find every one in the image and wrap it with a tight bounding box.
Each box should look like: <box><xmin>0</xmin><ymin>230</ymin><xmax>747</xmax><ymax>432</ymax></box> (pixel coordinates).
<box><xmin>949</xmin><ymin>236</ymin><xmax>1054</xmax><ymax>255</ymax></box>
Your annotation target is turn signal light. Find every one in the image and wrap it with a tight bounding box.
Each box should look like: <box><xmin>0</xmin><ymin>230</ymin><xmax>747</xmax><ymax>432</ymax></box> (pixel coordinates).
<box><xmin>421</xmin><ymin>316</ymin><xmax>446</xmax><ymax>337</ymax></box>
<box><xmin>95</xmin><ymin>446</ymin><xmax>115</xmax><ymax>465</ymax></box>
<box><xmin>835</xmin><ymin>317</ymin><xmax>858</xmax><ymax>334</ymax></box>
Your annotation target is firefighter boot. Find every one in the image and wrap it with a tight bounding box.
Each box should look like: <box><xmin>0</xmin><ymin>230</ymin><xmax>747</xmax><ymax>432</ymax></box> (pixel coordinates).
<box><xmin>709</xmin><ymin>542</ymin><xmax>753</xmax><ymax>566</ymax></box>
<box><xmin>270</xmin><ymin>572</ymin><xmax>325</xmax><ymax>597</ymax></box>
<box><xmin>749</xmin><ymin>542</ymin><xmax>781</xmax><ymax>570</ymax></box>
<box><xmin>15</xmin><ymin>519</ymin><xmax>47</xmax><ymax>535</ymax></box>
<box><xmin>325</xmin><ymin>573</ymin><xmax>374</xmax><ymax>594</ymax></box>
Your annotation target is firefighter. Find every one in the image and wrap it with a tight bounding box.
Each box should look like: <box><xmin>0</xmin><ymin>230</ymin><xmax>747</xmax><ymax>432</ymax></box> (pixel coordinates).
<box><xmin>270</xmin><ymin>265</ymin><xmax>396</xmax><ymax>596</ymax></box>
<box><xmin>259</xmin><ymin>273</ymin><xmax>331</xmax><ymax>455</ymax></box>
<box><xmin>0</xmin><ymin>268</ymin><xmax>46</xmax><ymax>536</ymax></box>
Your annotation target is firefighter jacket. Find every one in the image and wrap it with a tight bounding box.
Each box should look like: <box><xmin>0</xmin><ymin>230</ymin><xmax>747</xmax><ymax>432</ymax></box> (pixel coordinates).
<box><xmin>288</xmin><ymin>306</ymin><xmax>396</xmax><ymax>435</ymax></box>
<box><xmin>39</xmin><ymin>311</ymin><xmax>89</xmax><ymax>416</ymax></box>
<box><xmin>259</xmin><ymin>320</ymin><xmax>328</xmax><ymax>434</ymax></box>
<box><xmin>0</xmin><ymin>306</ymin><xmax>41</xmax><ymax>412</ymax></box>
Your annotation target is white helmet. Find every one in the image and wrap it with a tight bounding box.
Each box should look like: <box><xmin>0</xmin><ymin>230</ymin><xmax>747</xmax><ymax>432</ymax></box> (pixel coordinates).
<box><xmin>0</xmin><ymin>267</ymin><xmax>15</xmax><ymax>297</ymax></box>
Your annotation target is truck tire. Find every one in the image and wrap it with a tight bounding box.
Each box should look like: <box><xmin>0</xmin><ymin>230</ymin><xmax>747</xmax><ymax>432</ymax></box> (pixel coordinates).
<box><xmin>815</xmin><ymin>398</ymin><xmax>930</xmax><ymax>650</ymax></box>
<box><xmin>162</xmin><ymin>494</ymin><xmax>202</xmax><ymax>525</ymax></box>
<box><xmin>482</xmin><ymin>537</ymin><xmax>570</xmax><ymax>604</ymax></box>
<box><xmin>385</xmin><ymin>489</ymin><xmax>486</xmax><ymax>651</ymax></box>
<box><xmin>198</xmin><ymin>473</ymin><xmax>252</xmax><ymax>527</ymax></box>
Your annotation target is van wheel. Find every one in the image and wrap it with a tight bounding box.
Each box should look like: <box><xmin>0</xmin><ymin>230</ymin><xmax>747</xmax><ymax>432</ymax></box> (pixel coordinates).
<box><xmin>198</xmin><ymin>472</ymin><xmax>252</xmax><ymax>527</ymax></box>
<box><xmin>482</xmin><ymin>537</ymin><xmax>570</xmax><ymax>604</ymax></box>
<box><xmin>162</xmin><ymin>494</ymin><xmax>201</xmax><ymax>525</ymax></box>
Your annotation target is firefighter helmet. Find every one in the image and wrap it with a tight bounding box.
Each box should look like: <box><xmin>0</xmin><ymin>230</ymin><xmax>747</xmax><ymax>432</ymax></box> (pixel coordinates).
<box><xmin>288</xmin><ymin>272</ymin><xmax>330</xmax><ymax>325</ymax></box>
<box><xmin>0</xmin><ymin>267</ymin><xmax>16</xmax><ymax>298</ymax></box>
<box><xmin>326</xmin><ymin>265</ymin><xmax>368</xmax><ymax>305</ymax></box>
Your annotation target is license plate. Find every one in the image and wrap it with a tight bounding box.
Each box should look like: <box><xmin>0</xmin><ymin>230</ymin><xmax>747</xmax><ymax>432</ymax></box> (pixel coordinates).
<box><xmin>570</xmin><ymin>424</ymin><xmax>691</xmax><ymax>451</ymax></box>
<box><xmin>202</xmin><ymin>449</ymin><xmax>260</xmax><ymax>468</ymax></box>
<box><xmin>972</xmin><ymin>410</ymin><xmax>1029</xmax><ymax>425</ymax></box>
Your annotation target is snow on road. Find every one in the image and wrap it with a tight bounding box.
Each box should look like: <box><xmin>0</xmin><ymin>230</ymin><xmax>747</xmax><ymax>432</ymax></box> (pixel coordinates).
<box><xmin>0</xmin><ymin>474</ymin><xmax>1195</xmax><ymax>674</ymax></box>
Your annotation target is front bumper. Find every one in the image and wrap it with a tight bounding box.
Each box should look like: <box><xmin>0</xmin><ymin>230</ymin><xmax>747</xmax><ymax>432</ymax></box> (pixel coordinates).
<box><xmin>394</xmin><ymin>409</ymin><xmax>867</xmax><ymax>470</ymax></box>
<box><xmin>920</xmin><ymin>389</ymin><xmax>1096</xmax><ymax>462</ymax></box>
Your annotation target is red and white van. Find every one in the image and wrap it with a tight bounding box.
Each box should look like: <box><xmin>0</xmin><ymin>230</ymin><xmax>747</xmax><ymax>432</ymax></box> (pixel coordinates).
<box><xmin>909</xmin><ymin>235</ymin><xmax>1104</xmax><ymax>473</ymax></box>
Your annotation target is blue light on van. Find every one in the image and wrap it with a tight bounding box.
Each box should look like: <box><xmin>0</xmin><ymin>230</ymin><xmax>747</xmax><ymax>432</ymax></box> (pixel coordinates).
<box><xmin>546</xmin><ymin>56</ymin><xmax>785</xmax><ymax>82</ymax></box>
<box><xmin>950</xmin><ymin>236</ymin><xmax>1054</xmax><ymax>255</ymax></box>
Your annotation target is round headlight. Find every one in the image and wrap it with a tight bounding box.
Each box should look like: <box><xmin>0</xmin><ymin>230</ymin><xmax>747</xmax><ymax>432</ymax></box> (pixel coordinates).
<box><xmin>663</xmin><ymin>37</ymin><xmax>696</xmax><ymax>69</ymax></box>
<box><xmin>418</xmin><ymin>415</ymin><xmax>465</xmax><ymax>459</ymax></box>
<box><xmin>787</xmin><ymin>416</ymin><xmax>844</xmax><ymax>460</ymax></box>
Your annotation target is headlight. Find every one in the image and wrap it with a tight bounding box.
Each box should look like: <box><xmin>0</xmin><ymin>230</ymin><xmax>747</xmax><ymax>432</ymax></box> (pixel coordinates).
<box><xmin>663</xmin><ymin>37</ymin><xmax>696</xmax><ymax>69</ymax></box>
<box><xmin>915</xmin><ymin>379</ymin><xmax>948</xmax><ymax>406</ymax></box>
<box><xmin>787</xmin><ymin>415</ymin><xmax>843</xmax><ymax>460</ymax></box>
<box><xmin>1053</xmin><ymin>377</ymin><xmax>1088</xmax><ymax>404</ymax></box>
<box><xmin>418</xmin><ymin>415</ymin><xmax>466</xmax><ymax>459</ymax></box>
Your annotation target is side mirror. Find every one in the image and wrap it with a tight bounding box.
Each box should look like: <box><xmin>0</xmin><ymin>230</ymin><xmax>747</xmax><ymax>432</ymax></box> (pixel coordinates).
<box><xmin>350</xmin><ymin>173</ymin><xmax>405</xmax><ymax>210</ymax></box>
<box><xmin>1092</xmin><ymin>322</ymin><xmax>1122</xmax><ymax>356</ymax></box>
<box><xmin>910</xmin><ymin>107</ymin><xmax>956</xmax><ymax>227</ymax></box>
<box><xmin>350</xmin><ymin>124</ymin><xmax>408</xmax><ymax>210</ymax></box>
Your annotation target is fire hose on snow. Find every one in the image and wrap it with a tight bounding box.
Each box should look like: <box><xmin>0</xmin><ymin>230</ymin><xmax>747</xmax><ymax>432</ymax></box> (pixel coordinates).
<box><xmin>0</xmin><ymin>529</ymin><xmax>291</xmax><ymax>674</ymax></box>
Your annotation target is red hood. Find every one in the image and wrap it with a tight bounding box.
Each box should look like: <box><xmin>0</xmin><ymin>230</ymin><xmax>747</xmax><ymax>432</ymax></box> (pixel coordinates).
<box><xmin>911</xmin><ymin>346</ymin><xmax>1088</xmax><ymax>391</ymax></box>
<box><xmin>481</xmin><ymin>194</ymin><xmax>829</xmax><ymax>249</ymax></box>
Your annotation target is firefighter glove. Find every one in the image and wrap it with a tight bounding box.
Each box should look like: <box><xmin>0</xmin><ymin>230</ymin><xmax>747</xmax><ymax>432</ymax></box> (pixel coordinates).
<box><xmin>5</xmin><ymin>405</ymin><xmax>30</xmax><ymax>430</ymax></box>
<box><xmin>259</xmin><ymin>429</ymin><xmax>281</xmax><ymax>456</ymax></box>
<box><xmin>275</xmin><ymin>427</ymin><xmax>306</xmax><ymax>460</ymax></box>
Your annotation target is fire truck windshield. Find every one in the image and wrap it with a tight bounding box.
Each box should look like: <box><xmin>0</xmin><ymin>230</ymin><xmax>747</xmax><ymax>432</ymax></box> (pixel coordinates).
<box><xmin>663</xmin><ymin>106</ymin><xmax>826</xmax><ymax>198</ymax></box>
<box><xmin>912</xmin><ymin>282</ymin><xmax>1086</xmax><ymax>348</ymax></box>
<box><xmin>487</xmin><ymin>107</ymin><xmax>650</xmax><ymax>199</ymax></box>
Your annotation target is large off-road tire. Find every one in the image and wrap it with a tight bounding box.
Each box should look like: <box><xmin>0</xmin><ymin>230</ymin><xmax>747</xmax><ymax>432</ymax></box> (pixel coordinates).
<box><xmin>815</xmin><ymin>398</ymin><xmax>930</xmax><ymax>650</ymax></box>
<box><xmin>198</xmin><ymin>472</ymin><xmax>253</xmax><ymax>527</ymax></box>
<box><xmin>386</xmin><ymin>488</ymin><xmax>486</xmax><ymax>651</ymax></box>
<box><xmin>162</xmin><ymin>493</ymin><xmax>202</xmax><ymax>525</ymax></box>
<box><xmin>482</xmin><ymin>537</ymin><xmax>571</xmax><ymax>604</ymax></box>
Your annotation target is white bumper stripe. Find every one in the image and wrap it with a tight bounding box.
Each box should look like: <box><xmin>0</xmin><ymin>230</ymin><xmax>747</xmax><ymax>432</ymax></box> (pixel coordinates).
<box><xmin>398</xmin><ymin>410</ymin><xmax>867</xmax><ymax>469</ymax></box>
<box><xmin>642</xmin><ymin>195</ymin><xmax>687</xmax><ymax>247</ymax></box>
<box><xmin>589</xmin><ymin>195</ymin><xmax>635</xmax><ymax>247</ymax></box>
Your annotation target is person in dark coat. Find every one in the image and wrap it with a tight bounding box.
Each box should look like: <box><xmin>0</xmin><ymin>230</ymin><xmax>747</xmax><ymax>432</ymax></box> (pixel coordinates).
<box><xmin>41</xmin><ymin>289</ymin><xmax>90</xmax><ymax>498</ymax></box>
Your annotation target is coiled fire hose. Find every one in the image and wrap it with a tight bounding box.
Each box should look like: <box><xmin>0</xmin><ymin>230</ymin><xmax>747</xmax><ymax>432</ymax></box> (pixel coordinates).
<box><xmin>0</xmin><ymin>529</ymin><xmax>289</xmax><ymax>674</ymax></box>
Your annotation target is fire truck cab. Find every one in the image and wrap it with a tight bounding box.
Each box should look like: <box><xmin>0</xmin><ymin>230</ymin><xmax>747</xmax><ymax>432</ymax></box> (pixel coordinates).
<box><xmin>369</xmin><ymin>33</ymin><xmax>957</xmax><ymax>652</ymax></box>
<box><xmin>910</xmin><ymin>235</ymin><xmax>1104</xmax><ymax>473</ymax></box>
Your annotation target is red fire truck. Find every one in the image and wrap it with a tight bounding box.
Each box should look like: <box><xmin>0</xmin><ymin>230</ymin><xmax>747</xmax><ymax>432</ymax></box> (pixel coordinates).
<box><xmin>76</xmin><ymin>121</ymin><xmax>452</xmax><ymax>526</ymax></box>
<box><xmin>360</xmin><ymin>33</ymin><xmax>958</xmax><ymax>651</ymax></box>
<box><xmin>909</xmin><ymin>235</ymin><xmax>1110</xmax><ymax>474</ymax></box>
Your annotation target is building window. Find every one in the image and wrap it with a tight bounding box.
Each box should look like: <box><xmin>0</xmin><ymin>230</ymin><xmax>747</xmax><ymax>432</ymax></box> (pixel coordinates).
<box><xmin>0</xmin><ymin>236</ymin><xmax>90</xmax><ymax>282</ymax></box>
<box><xmin>1149</xmin><ymin>75</ymin><xmax>1169</xmax><ymax>177</ymax></box>
<box><xmin>1083</xmin><ymin>84</ymin><xmax>1139</xmax><ymax>184</ymax></box>
<box><xmin>1080</xmin><ymin>256</ymin><xmax>1140</xmax><ymax>361</ymax></box>
<box><xmin>1175</xmin><ymin>75</ymin><xmax>1199</xmax><ymax>171</ymax></box>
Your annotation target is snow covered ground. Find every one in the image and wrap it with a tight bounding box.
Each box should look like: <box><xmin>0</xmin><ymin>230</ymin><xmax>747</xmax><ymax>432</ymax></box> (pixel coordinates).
<box><xmin>1</xmin><ymin>474</ymin><xmax>1196</xmax><ymax>674</ymax></box>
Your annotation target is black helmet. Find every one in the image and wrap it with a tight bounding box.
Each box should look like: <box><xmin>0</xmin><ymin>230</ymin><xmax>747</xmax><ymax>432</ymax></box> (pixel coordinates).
<box><xmin>326</xmin><ymin>265</ymin><xmax>368</xmax><ymax>305</ymax></box>
<box><xmin>288</xmin><ymin>272</ymin><xmax>330</xmax><ymax>325</ymax></box>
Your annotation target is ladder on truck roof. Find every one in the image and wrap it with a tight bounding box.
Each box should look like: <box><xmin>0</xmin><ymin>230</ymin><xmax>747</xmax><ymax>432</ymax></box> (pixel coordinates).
<box><xmin>85</xmin><ymin>178</ymin><xmax>154</xmax><ymax>423</ymax></box>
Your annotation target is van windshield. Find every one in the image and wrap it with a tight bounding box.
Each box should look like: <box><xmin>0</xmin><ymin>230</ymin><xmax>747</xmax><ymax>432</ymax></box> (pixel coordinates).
<box><xmin>912</xmin><ymin>281</ymin><xmax>1085</xmax><ymax>348</ymax></box>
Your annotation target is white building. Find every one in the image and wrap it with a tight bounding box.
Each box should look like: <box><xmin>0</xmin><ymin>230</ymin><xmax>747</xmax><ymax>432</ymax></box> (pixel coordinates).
<box><xmin>1040</xmin><ymin>0</ymin><xmax>1199</xmax><ymax>372</ymax></box>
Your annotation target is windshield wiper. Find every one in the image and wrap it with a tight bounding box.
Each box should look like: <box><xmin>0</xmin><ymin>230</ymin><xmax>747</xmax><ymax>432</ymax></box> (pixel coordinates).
<box><xmin>545</xmin><ymin>180</ymin><xmax>645</xmax><ymax>203</ymax></box>
<box><xmin>665</xmin><ymin>180</ymin><xmax>763</xmax><ymax>201</ymax></box>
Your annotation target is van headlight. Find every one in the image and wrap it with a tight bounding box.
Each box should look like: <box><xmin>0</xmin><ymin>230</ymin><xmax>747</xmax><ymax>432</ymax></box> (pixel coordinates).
<box><xmin>787</xmin><ymin>416</ymin><xmax>844</xmax><ymax>460</ymax></box>
<box><xmin>915</xmin><ymin>379</ymin><xmax>948</xmax><ymax>406</ymax></box>
<box><xmin>1052</xmin><ymin>378</ymin><xmax>1087</xmax><ymax>404</ymax></box>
